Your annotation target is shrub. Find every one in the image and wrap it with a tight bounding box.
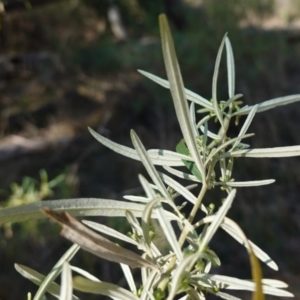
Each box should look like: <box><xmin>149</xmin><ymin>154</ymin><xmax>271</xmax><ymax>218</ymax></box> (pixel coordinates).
<box><xmin>1</xmin><ymin>14</ymin><xmax>299</xmax><ymax>300</ymax></box>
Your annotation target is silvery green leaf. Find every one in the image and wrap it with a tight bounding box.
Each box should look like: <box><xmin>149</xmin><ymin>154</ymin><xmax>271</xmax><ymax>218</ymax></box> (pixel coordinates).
<box><xmin>130</xmin><ymin>130</ymin><xmax>173</xmax><ymax>203</ymax></box>
<box><xmin>15</xmin><ymin>264</ymin><xmax>80</xmax><ymax>300</ymax></box>
<box><xmin>193</xmin><ymin>274</ymin><xmax>293</xmax><ymax>297</ymax></box>
<box><xmin>0</xmin><ymin>198</ymin><xmax>157</xmax><ymax>224</ymax></box>
<box><xmin>199</xmin><ymin>125</ymin><xmax>221</xmax><ymax>140</ymax></box>
<box><xmin>262</xmin><ymin>279</ymin><xmax>288</xmax><ymax>288</ymax></box>
<box><xmin>231</xmin><ymin>105</ymin><xmax>257</xmax><ymax>150</ymax></box>
<box><xmin>148</xmin><ymin>149</ymin><xmax>194</xmax><ymax>162</ymax></box>
<box><xmin>189</xmin><ymin>102</ymin><xmax>199</xmax><ymax>136</ymax></box>
<box><xmin>214</xmin><ymin>291</ymin><xmax>242</xmax><ymax>300</ymax></box>
<box><xmin>70</xmin><ymin>266</ymin><xmax>100</xmax><ymax>282</ymax></box>
<box><xmin>163</xmin><ymin>165</ymin><xmax>200</xmax><ymax>182</ymax></box>
<box><xmin>221</xmin><ymin>223</ymin><xmax>278</xmax><ymax>270</ymax></box>
<box><xmin>225</xmin><ymin>37</ymin><xmax>235</xmax><ymax>99</ymax></box>
<box><xmin>138</xmin><ymin>70</ymin><xmax>212</xmax><ymax>109</ymax></box>
<box><xmin>60</xmin><ymin>262</ymin><xmax>72</xmax><ymax>300</ymax></box>
<box><xmin>139</xmin><ymin>174</ymin><xmax>157</xmax><ymax>199</ymax></box>
<box><xmin>214</xmin><ymin>179</ymin><xmax>275</xmax><ymax>187</ymax></box>
<box><xmin>212</xmin><ymin>34</ymin><xmax>227</xmax><ymax>128</ymax></box>
<box><xmin>33</xmin><ymin>244</ymin><xmax>80</xmax><ymax>300</ymax></box>
<box><xmin>120</xmin><ymin>263</ymin><xmax>136</xmax><ymax>293</ymax></box>
<box><xmin>198</xmin><ymin>189</ymin><xmax>236</xmax><ymax>253</ymax></box>
<box><xmin>159</xmin><ymin>14</ymin><xmax>206</xmax><ymax>180</ymax></box>
<box><xmin>233</xmin><ymin>94</ymin><xmax>300</xmax><ymax>116</ymax></box>
<box><xmin>123</xmin><ymin>195</ymin><xmax>150</xmax><ymax>203</ymax></box>
<box><xmin>73</xmin><ymin>276</ymin><xmax>139</xmax><ymax>300</ymax></box>
<box><xmin>221</xmin><ymin>144</ymin><xmax>300</xmax><ymax>158</ymax></box>
<box><xmin>82</xmin><ymin>220</ymin><xmax>138</xmax><ymax>246</ymax></box>
<box><xmin>89</xmin><ymin>127</ymin><xmax>192</xmax><ymax>166</ymax></box>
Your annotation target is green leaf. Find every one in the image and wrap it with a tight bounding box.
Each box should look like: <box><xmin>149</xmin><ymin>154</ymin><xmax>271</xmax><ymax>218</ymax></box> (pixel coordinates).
<box><xmin>176</xmin><ymin>139</ymin><xmax>203</xmax><ymax>182</ymax></box>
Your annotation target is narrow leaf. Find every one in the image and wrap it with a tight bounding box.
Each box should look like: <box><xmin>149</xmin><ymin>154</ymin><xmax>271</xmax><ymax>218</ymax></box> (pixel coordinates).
<box><xmin>88</xmin><ymin>127</ymin><xmax>192</xmax><ymax>166</ymax></box>
<box><xmin>70</xmin><ymin>266</ymin><xmax>100</xmax><ymax>282</ymax></box>
<box><xmin>60</xmin><ymin>262</ymin><xmax>72</xmax><ymax>300</ymax></box>
<box><xmin>0</xmin><ymin>198</ymin><xmax>153</xmax><ymax>224</ymax></box>
<box><xmin>231</xmin><ymin>105</ymin><xmax>258</xmax><ymax>150</ymax></box>
<box><xmin>233</xmin><ymin>94</ymin><xmax>300</xmax><ymax>116</ymax></box>
<box><xmin>120</xmin><ymin>263</ymin><xmax>136</xmax><ymax>293</ymax></box>
<box><xmin>212</xmin><ymin>34</ymin><xmax>227</xmax><ymax>128</ymax></box>
<box><xmin>221</xmin><ymin>223</ymin><xmax>278</xmax><ymax>270</ymax></box>
<box><xmin>130</xmin><ymin>130</ymin><xmax>173</xmax><ymax>204</ymax></box>
<box><xmin>221</xmin><ymin>145</ymin><xmax>300</xmax><ymax>158</ymax></box>
<box><xmin>138</xmin><ymin>70</ymin><xmax>212</xmax><ymax>109</ymax></box>
<box><xmin>198</xmin><ymin>189</ymin><xmax>236</xmax><ymax>253</ymax></box>
<box><xmin>159</xmin><ymin>14</ymin><xmax>205</xmax><ymax>180</ymax></box>
<box><xmin>214</xmin><ymin>179</ymin><xmax>275</xmax><ymax>187</ymax></box>
<box><xmin>82</xmin><ymin>220</ymin><xmax>138</xmax><ymax>246</ymax></box>
<box><xmin>225</xmin><ymin>36</ymin><xmax>235</xmax><ymax>98</ymax></box>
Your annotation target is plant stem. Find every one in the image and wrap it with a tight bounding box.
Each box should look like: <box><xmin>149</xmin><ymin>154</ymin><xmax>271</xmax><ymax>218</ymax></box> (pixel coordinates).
<box><xmin>188</xmin><ymin>182</ymin><xmax>208</xmax><ymax>224</ymax></box>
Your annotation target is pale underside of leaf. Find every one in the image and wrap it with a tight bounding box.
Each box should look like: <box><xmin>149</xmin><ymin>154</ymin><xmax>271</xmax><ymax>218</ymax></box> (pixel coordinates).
<box><xmin>60</xmin><ymin>262</ymin><xmax>73</xmax><ymax>300</ymax></box>
<box><xmin>222</xmin><ymin>145</ymin><xmax>300</xmax><ymax>158</ymax></box>
<box><xmin>225</xmin><ymin>36</ymin><xmax>235</xmax><ymax>99</ymax></box>
<box><xmin>214</xmin><ymin>179</ymin><xmax>275</xmax><ymax>187</ymax></box>
<box><xmin>82</xmin><ymin>220</ymin><xmax>138</xmax><ymax>246</ymax></box>
<box><xmin>233</xmin><ymin>94</ymin><xmax>300</xmax><ymax>116</ymax></box>
<box><xmin>138</xmin><ymin>69</ymin><xmax>212</xmax><ymax>109</ymax></box>
<box><xmin>159</xmin><ymin>14</ymin><xmax>206</xmax><ymax>181</ymax></box>
<box><xmin>89</xmin><ymin>127</ymin><xmax>193</xmax><ymax>166</ymax></box>
<box><xmin>0</xmin><ymin>198</ymin><xmax>150</xmax><ymax>224</ymax></box>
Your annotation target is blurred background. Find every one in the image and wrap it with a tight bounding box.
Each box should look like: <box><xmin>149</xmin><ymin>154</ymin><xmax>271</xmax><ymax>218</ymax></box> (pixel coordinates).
<box><xmin>0</xmin><ymin>0</ymin><xmax>300</xmax><ymax>299</ymax></box>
